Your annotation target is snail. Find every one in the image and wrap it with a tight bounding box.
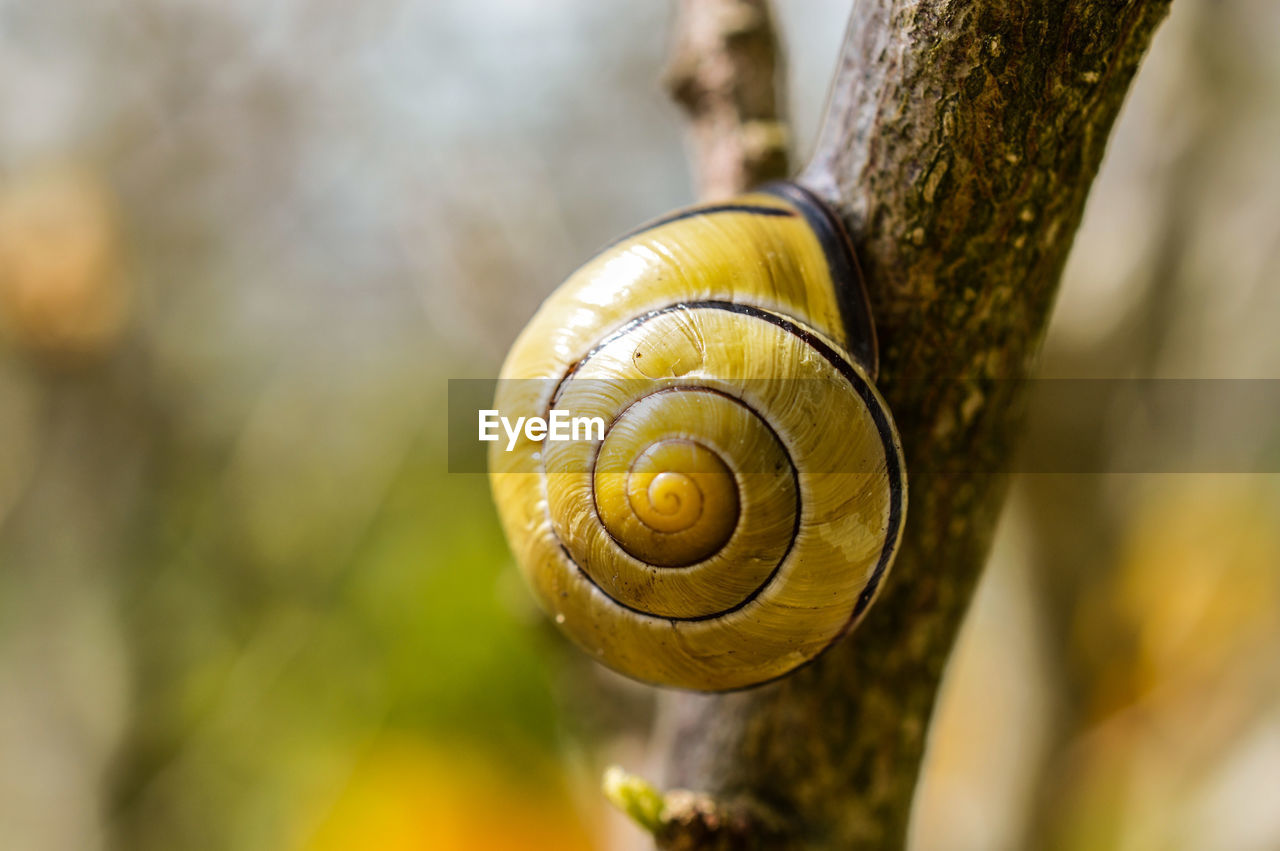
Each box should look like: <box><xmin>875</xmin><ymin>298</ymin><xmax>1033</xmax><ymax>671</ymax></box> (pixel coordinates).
<box><xmin>489</xmin><ymin>181</ymin><xmax>906</xmax><ymax>691</ymax></box>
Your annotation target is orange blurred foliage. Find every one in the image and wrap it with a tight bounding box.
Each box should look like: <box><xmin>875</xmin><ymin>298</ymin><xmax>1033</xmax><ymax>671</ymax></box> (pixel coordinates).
<box><xmin>1082</xmin><ymin>477</ymin><xmax>1280</xmax><ymax>716</ymax></box>
<box><xmin>298</xmin><ymin>737</ymin><xmax>596</xmax><ymax>851</ymax></box>
<box><xmin>0</xmin><ymin>164</ymin><xmax>129</xmax><ymax>362</ymax></box>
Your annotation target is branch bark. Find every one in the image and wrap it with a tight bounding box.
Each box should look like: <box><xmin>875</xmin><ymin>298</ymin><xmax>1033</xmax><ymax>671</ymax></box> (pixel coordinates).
<box><xmin>652</xmin><ymin>2</ymin><xmax>1173</xmax><ymax>848</ymax></box>
<box><xmin>663</xmin><ymin>0</ymin><xmax>790</xmax><ymax>200</ymax></box>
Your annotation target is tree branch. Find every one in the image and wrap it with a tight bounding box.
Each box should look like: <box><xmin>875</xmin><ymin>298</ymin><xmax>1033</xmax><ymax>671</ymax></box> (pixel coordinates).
<box><xmin>663</xmin><ymin>0</ymin><xmax>790</xmax><ymax>200</ymax></box>
<box><xmin>653</xmin><ymin>1</ymin><xmax>1173</xmax><ymax>848</ymax></box>
<box><xmin>605</xmin><ymin>766</ymin><xmax>785</xmax><ymax>851</ymax></box>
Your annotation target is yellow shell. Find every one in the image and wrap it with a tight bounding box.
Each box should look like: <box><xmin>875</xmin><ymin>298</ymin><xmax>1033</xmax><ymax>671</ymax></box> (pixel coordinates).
<box><xmin>489</xmin><ymin>183</ymin><xmax>906</xmax><ymax>691</ymax></box>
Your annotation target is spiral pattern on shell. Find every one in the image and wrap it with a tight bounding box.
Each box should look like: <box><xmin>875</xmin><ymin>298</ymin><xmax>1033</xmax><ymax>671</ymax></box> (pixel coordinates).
<box><xmin>490</xmin><ymin>187</ymin><xmax>906</xmax><ymax>690</ymax></box>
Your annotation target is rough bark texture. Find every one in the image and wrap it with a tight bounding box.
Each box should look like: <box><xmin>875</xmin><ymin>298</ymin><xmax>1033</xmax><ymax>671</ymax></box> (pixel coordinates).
<box><xmin>653</xmin><ymin>2</ymin><xmax>1173</xmax><ymax>848</ymax></box>
<box><xmin>663</xmin><ymin>0</ymin><xmax>790</xmax><ymax>200</ymax></box>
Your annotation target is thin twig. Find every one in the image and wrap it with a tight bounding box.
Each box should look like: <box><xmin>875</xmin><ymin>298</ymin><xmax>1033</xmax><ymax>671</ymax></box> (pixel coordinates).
<box><xmin>662</xmin><ymin>0</ymin><xmax>790</xmax><ymax>199</ymax></box>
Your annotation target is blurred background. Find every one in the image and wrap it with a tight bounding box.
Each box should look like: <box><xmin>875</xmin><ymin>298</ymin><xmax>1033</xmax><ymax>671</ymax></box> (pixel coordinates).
<box><xmin>0</xmin><ymin>0</ymin><xmax>1277</xmax><ymax>849</ymax></box>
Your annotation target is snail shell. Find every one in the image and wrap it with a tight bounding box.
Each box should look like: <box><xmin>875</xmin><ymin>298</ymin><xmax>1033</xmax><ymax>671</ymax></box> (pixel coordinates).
<box><xmin>490</xmin><ymin>182</ymin><xmax>906</xmax><ymax>691</ymax></box>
